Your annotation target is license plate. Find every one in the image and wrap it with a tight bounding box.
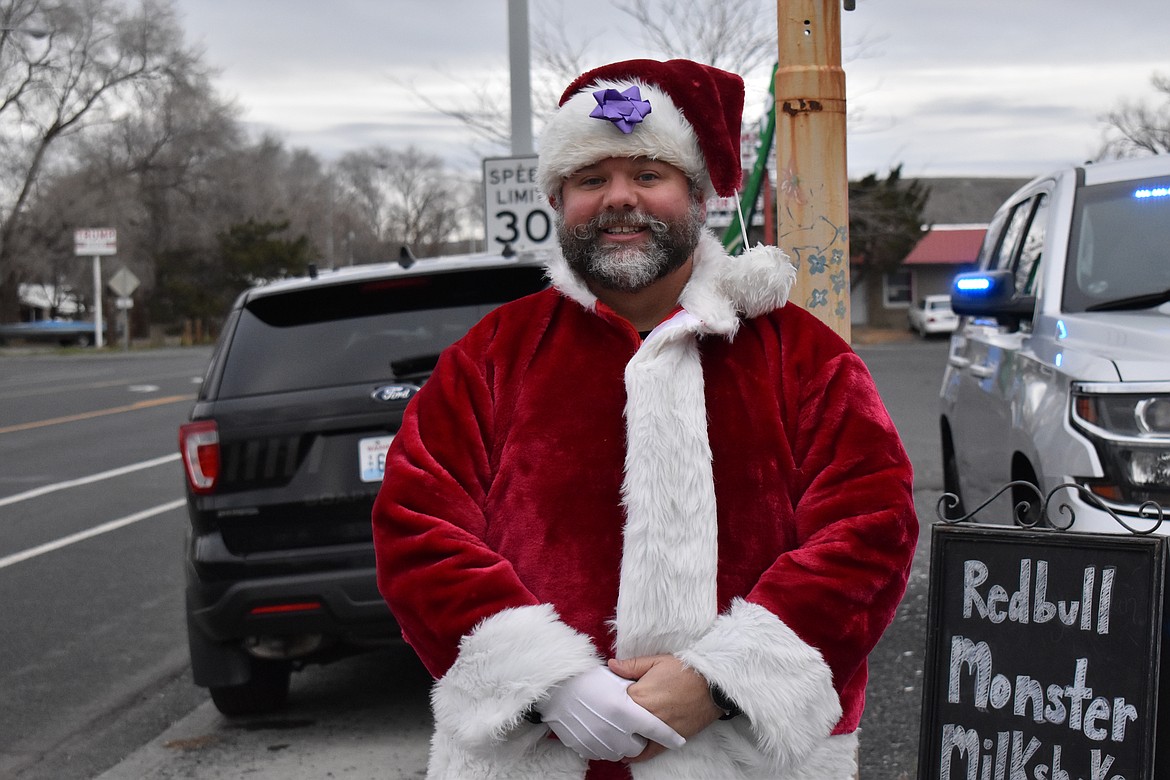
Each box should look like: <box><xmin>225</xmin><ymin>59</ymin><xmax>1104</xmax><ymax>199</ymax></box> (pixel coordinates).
<box><xmin>358</xmin><ymin>436</ymin><xmax>395</xmax><ymax>482</ymax></box>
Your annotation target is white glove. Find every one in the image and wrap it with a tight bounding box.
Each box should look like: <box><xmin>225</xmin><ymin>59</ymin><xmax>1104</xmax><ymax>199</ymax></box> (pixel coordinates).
<box><xmin>539</xmin><ymin>666</ymin><xmax>686</xmax><ymax>762</ymax></box>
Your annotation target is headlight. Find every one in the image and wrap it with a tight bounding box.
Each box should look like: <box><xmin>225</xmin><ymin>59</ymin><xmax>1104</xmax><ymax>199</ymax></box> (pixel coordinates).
<box><xmin>1125</xmin><ymin>449</ymin><xmax>1170</xmax><ymax>486</ymax></box>
<box><xmin>1071</xmin><ymin>386</ymin><xmax>1170</xmax><ymax>507</ymax></box>
<box><xmin>1136</xmin><ymin>397</ymin><xmax>1170</xmax><ymax>434</ymax></box>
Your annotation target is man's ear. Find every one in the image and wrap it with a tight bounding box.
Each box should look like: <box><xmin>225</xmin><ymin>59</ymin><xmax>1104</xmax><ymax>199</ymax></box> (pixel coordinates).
<box><xmin>547</xmin><ymin>193</ymin><xmax>558</xmax><ymax>210</ymax></box>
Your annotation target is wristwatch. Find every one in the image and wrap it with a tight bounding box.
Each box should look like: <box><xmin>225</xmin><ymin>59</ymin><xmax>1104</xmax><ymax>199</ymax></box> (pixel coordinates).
<box><xmin>709</xmin><ymin>682</ymin><xmax>742</xmax><ymax>720</ymax></box>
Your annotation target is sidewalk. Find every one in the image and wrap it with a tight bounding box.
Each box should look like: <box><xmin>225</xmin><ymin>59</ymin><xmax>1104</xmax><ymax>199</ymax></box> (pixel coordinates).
<box><xmin>94</xmin><ymin>647</ymin><xmax>432</xmax><ymax>780</ymax></box>
<box><xmin>851</xmin><ymin>326</ymin><xmax>918</xmax><ymax>346</ymax></box>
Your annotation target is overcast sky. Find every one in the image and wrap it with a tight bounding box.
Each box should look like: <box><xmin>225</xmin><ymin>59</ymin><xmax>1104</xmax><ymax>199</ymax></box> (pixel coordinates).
<box><xmin>174</xmin><ymin>0</ymin><xmax>1170</xmax><ymax>180</ymax></box>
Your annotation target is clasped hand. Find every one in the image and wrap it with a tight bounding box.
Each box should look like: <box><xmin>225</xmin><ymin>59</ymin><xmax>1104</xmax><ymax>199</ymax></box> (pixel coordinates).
<box><xmin>539</xmin><ymin>666</ymin><xmax>685</xmax><ymax>762</ymax></box>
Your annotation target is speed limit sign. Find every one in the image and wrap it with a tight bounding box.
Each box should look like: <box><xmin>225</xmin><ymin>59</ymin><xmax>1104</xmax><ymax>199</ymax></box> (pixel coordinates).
<box><xmin>482</xmin><ymin>156</ymin><xmax>555</xmax><ymax>254</ymax></box>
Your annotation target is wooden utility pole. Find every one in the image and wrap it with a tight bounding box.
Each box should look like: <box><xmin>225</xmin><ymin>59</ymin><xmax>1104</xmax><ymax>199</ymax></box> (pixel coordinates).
<box><xmin>775</xmin><ymin>1</ymin><xmax>851</xmax><ymax>342</ymax></box>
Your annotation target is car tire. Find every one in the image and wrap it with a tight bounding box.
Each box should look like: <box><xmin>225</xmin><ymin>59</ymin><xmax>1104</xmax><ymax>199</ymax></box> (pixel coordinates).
<box><xmin>941</xmin><ymin>423</ymin><xmax>965</xmax><ymax>518</ymax></box>
<box><xmin>208</xmin><ymin>658</ymin><xmax>292</xmax><ymax>716</ymax></box>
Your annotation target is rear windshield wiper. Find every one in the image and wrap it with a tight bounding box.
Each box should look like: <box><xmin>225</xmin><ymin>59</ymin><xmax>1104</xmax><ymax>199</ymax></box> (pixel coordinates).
<box><xmin>1085</xmin><ymin>288</ymin><xmax>1170</xmax><ymax>312</ymax></box>
<box><xmin>389</xmin><ymin>354</ymin><xmax>442</xmax><ymax>380</ymax></box>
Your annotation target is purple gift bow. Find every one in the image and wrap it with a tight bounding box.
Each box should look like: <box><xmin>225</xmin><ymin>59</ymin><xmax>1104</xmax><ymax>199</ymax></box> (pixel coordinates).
<box><xmin>589</xmin><ymin>86</ymin><xmax>652</xmax><ymax>134</ymax></box>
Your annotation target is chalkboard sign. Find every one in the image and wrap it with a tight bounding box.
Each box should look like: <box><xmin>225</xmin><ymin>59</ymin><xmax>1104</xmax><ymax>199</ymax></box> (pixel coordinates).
<box><xmin>919</xmin><ymin>524</ymin><xmax>1166</xmax><ymax>779</ymax></box>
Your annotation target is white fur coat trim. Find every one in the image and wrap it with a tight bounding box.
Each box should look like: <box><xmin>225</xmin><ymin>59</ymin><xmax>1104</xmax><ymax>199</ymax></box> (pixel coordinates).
<box><xmin>674</xmin><ymin>600</ymin><xmax>844</xmax><ymax>776</ymax></box>
<box><xmin>615</xmin><ymin>305</ymin><xmax>717</xmax><ymax>658</ymax></box>
<box><xmin>543</xmin><ymin>231</ymin><xmax>797</xmax><ymax>335</ymax></box>
<box><xmin>430</xmin><ymin>604</ymin><xmax>597</xmax><ymax>746</ymax></box>
<box><xmin>611</xmin><ymin>243</ymin><xmax>842</xmax><ymax>774</ymax></box>
<box><xmin>628</xmin><ymin>731</ymin><xmax>858</xmax><ymax>780</ymax></box>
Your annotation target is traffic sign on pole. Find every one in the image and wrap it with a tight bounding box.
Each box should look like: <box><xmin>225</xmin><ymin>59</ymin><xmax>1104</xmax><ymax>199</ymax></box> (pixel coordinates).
<box><xmin>107</xmin><ymin>266</ymin><xmax>140</xmax><ymax>298</ymax></box>
<box><xmin>483</xmin><ymin>156</ymin><xmax>555</xmax><ymax>255</ymax></box>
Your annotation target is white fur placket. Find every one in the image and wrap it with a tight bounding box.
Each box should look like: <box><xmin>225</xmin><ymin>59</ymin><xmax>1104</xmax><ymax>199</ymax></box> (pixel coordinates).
<box><xmin>615</xmin><ymin>309</ymin><xmax>718</xmax><ymax>657</ymax></box>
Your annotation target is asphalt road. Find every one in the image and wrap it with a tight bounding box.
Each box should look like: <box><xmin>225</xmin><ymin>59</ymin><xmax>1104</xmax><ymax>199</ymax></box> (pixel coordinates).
<box><xmin>0</xmin><ymin>335</ymin><xmax>951</xmax><ymax>780</ymax></box>
<box><xmin>0</xmin><ymin>347</ymin><xmax>213</xmax><ymax>779</ymax></box>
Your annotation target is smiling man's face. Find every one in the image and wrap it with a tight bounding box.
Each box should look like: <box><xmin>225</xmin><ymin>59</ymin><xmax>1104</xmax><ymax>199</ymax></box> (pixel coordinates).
<box><xmin>555</xmin><ymin>157</ymin><xmax>705</xmax><ymax>293</ymax></box>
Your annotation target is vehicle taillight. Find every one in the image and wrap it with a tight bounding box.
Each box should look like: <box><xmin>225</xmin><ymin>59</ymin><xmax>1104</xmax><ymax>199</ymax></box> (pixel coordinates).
<box><xmin>180</xmin><ymin>420</ymin><xmax>220</xmax><ymax>494</ymax></box>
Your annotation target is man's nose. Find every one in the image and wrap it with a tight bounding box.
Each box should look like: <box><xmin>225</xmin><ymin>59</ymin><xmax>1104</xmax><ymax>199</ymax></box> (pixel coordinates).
<box><xmin>601</xmin><ymin>176</ymin><xmax>637</xmax><ymax>210</ymax></box>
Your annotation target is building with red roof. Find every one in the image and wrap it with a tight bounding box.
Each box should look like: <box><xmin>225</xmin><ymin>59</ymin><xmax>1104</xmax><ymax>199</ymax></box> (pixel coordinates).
<box><xmin>849</xmin><ymin>177</ymin><xmax>1028</xmax><ymax>330</ymax></box>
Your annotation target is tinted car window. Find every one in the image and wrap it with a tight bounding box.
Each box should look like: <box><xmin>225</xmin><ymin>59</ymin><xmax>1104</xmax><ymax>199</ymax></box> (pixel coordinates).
<box><xmin>1064</xmin><ymin>176</ymin><xmax>1170</xmax><ymax>312</ymax></box>
<box><xmin>217</xmin><ymin>266</ymin><xmax>547</xmax><ymax>398</ymax></box>
<box><xmin>1014</xmin><ymin>194</ymin><xmax>1047</xmax><ymax>296</ymax></box>
<box><xmin>988</xmin><ymin>199</ymin><xmax>1033</xmax><ymax>271</ymax></box>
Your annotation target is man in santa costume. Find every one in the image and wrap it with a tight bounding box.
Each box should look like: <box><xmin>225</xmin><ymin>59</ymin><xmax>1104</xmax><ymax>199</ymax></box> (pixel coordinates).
<box><xmin>372</xmin><ymin>58</ymin><xmax>917</xmax><ymax>779</ymax></box>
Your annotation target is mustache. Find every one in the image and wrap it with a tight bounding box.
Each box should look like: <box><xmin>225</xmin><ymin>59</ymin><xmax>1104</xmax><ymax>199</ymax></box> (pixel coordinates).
<box><xmin>568</xmin><ymin>210</ymin><xmax>670</xmax><ymax>241</ymax></box>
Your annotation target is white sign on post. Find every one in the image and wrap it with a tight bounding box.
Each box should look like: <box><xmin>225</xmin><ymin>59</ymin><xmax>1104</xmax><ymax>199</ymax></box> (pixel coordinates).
<box><xmin>74</xmin><ymin>227</ymin><xmax>116</xmax><ymax>348</ymax></box>
<box><xmin>74</xmin><ymin>228</ymin><xmax>117</xmax><ymax>256</ymax></box>
<box><xmin>482</xmin><ymin>156</ymin><xmax>554</xmax><ymax>254</ymax></box>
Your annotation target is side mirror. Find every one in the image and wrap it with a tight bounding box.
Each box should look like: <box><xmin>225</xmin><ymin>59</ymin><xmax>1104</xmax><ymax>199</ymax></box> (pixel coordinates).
<box><xmin>951</xmin><ymin>270</ymin><xmax>1036</xmax><ymax>328</ymax></box>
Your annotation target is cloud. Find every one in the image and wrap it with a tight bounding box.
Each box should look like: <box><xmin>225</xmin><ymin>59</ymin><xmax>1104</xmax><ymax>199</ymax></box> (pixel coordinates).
<box><xmin>177</xmin><ymin>0</ymin><xmax>1170</xmax><ymax>179</ymax></box>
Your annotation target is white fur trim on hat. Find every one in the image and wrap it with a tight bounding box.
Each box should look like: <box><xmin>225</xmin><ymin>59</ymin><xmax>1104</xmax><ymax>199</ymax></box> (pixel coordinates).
<box><xmin>536</xmin><ymin>79</ymin><xmax>712</xmax><ymax>198</ymax></box>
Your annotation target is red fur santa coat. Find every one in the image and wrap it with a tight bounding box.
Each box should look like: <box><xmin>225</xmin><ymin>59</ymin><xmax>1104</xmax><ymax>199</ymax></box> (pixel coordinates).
<box><xmin>372</xmin><ymin>233</ymin><xmax>917</xmax><ymax>779</ymax></box>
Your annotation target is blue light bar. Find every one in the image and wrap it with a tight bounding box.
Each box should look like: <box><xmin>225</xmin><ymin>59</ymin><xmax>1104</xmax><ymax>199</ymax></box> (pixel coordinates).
<box><xmin>1134</xmin><ymin>185</ymin><xmax>1170</xmax><ymax>199</ymax></box>
<box><xmin>955</xmin><ymin>276</ymin><xmax>993</xmax><ymax>292</ymax></box>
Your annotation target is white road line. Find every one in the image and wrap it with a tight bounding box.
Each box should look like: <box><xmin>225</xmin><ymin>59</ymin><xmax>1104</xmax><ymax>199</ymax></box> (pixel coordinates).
<box><xmin>0</xmin><ymin>453</ymin><xmax>181</xmax><ymax>508</ymax></box>
<box><xmin>0</xmin><ymin>498</ymin><xmax>186</xmax><ymax>570</ymax></box>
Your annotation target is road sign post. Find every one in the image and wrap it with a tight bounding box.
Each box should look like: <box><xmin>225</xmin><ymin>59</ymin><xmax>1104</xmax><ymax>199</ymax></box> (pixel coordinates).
<box><xmin>74</xmin><ymin>228</ymin><xmax>117</xmax><ymax>348</ymax></box>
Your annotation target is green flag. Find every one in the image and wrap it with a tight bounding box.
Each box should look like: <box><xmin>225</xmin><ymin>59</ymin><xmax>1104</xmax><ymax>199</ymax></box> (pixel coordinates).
<box><xmin>721</xmin><ymin>64</ymin><xmax>778</xmax><ymax>255</ymax></box>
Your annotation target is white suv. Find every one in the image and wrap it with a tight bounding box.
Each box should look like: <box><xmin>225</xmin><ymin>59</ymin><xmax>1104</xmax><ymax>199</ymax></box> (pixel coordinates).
<box><xmin>939</xmin><ymin>155</ymin><xmax>1170</xmax><ymax>533</ymax></box>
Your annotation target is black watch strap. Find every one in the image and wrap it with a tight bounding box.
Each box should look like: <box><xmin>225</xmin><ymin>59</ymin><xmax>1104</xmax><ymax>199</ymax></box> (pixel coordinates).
<box><xmin>709</xmin><ymin>682</ymin><xmax>742</xmax><ymax>720</ymax></box>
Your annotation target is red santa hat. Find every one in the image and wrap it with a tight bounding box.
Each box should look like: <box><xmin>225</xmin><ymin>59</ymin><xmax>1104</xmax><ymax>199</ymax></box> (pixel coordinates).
<box><xmin>536</xmin><ymin>58</ymin><xmax>745</xmax><ymax>200</ymax></box>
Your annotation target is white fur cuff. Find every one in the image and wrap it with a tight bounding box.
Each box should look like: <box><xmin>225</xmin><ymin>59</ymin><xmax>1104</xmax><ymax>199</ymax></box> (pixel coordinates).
<box><xmin>675</xmin><ymin>599</ymin><xmax>843</xmax><ymax>773</ymax></box>
<box><xmin>430</xmin><ymin>604</ymin><xmax>600</xmax><ymax>749</ymax></box>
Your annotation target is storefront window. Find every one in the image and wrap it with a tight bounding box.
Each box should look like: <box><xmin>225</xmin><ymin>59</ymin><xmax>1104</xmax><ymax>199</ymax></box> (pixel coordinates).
<box><xmin>884</xmin><ymin>269</ymin><xmax>912</xmax><ymax>307</ymax></box>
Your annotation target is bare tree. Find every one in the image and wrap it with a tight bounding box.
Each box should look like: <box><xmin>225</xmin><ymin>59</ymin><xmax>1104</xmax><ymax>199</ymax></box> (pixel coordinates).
<box><xmin>1098</xmin><ymin>72</ymin><xmax>1170</xmax><ymax>159</ymax></box>
<box><xmin>381</xmin><ymin>147</ymin><xmax>467</xmax><ymax>256</ymax></box>
<box><xmin>0</xmin><ymin>0</ymin><xmax>195</xmax><ymax>319</ymax></box>
<box><xmin>334</xmin><ymin>146</ymin><xmax>468</xmax><ymax>260</ymax></box>
<box><xmin>18</xmin><ymin>57</ymin><xmax>333</xmax><ymax>330</ymax></box>
<box><xmin>612</xmin><ymin>0</ymin><xmax>774</xmax><ymax>77</ymax></box>
<box><xmin>104</xmin><ymin>64</ymin><xmax>241</xmax><ymax>286</ymax></box>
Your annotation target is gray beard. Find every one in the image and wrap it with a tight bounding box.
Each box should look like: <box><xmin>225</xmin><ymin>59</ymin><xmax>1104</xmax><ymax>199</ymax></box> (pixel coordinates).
<box><xmin>557</xmin><ymin>202</ymin><xmax>704</xmax><ymax>293</ymax></box>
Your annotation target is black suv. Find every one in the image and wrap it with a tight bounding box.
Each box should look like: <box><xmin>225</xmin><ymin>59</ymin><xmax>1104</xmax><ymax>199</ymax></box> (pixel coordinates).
<box><xmin>180</xmin><ymin>252</ymin><xmax>548</xmax><ymax>715</ymax></box>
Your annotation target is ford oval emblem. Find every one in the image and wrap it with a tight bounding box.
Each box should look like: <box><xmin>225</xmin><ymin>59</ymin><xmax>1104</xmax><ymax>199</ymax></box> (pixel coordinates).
<box><xmin>371</xmin><ymin>384</ymin><xmax>420</xmax><ymax>404</ymax></box>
